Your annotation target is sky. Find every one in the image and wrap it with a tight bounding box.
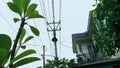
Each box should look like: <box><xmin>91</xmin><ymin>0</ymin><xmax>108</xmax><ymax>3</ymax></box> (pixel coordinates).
<box><xmin>0</xmin><ymin>0</ymin><xmax>95</xmax><ymax>68</ymax></box>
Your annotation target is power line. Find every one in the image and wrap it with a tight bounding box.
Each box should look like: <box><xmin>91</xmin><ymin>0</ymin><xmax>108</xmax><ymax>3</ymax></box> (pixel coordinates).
<box><xmin>25</xmin><ymin>44</ymin><xmax>40</xmax><ymax>46</ymax></box>
<box><xmin>1</xmin><ymin>1</ymin><xmax>42</xmax><ymax>59</ymax></box>
<box><xmin>47</xmin><ymin>0</ymin><xmax>52</xmax><ymax>22</ymax></box>
<box><xmin>33</xmin><ymin>19</ymin><xmax>44</xmax><ymax>45</ymax></box>
<box><xmin>0</xmin><ymin>19</ymin><xmax>13</xmax><ymax>37</ymax></box>
<box><xmin>47</xmin><ymin>31</ymin><xmax>53</xmax><ymax>56</ymax></box>
<box><xmin>38</xmin><ymin>0</ymin><xmax>54</xmax><ymax>56</ymax></box>
<box><xmin>52</xmin><ymin>0</ymin><xmax>55</xmax><ymax>21</ymax></box>
<box><xmin>59</xmin><ymin>0</ymin><xmax>62</xmax><ymax>21</ymax></box>
<box><xmin>61</xmin><ymin>43</ymin><xmax>72</xmax><ymax>48</ymax></box>
<box><xmin>0</xmin><ymin>0</ymin><xmax>46</xmax><ymax>60</ymax></box>
<box><xmin>46</xmin><ymin>0</ymin><xmax>62</xmax><ymax>58</ymax></box>
<box><xmin>38</xmin><ymin>0</ymin><xmax>45</xmax><ymax>17</ymax></box>
<box><xmin>0</xmin><ymin>13</ymin><xmax>17</xmax><ymax>33</ymax></box>
<box><xmin>59</xmin><ymin>30</ymin><xmax>62</xmax><ymax>58</ymax></box>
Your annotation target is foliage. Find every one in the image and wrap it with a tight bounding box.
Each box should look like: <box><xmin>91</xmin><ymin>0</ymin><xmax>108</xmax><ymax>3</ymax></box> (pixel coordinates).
<box><xmin>45</xmin><ymin>57</ymin><xmax>77</xmax><ymax>68</ymax></box>
<box><xmin>0</xmin><ymin>0</ymin><xmax>44</xmax><ymax>67</ymax></box>
<box><xmin>0</xmin><ymin>34</ymin><xmax>12</xmax><ymax>67</ymax></box>
<box><xmin>92</xmin><ymin>0</ymin><xmax>120</xmax><ymax>57</ymax></box>
<box><xmin>0</xmin><ymin>34</ymin><xmax>40</xmax><ymax>68</ymax></box>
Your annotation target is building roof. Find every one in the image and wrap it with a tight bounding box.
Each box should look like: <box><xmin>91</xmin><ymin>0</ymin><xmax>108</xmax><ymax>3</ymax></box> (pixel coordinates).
<box><xmin>72</xmin><ymin>13</ymin><xmax>97</xmax><ymax>53</ymax></box>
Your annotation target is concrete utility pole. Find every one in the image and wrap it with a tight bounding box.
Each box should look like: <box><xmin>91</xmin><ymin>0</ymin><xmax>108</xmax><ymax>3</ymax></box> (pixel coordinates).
<box><xmin>47</xmin><ymin>21</ymin><xmax>61</xmax><ymax>58</ymax></box>
<box><xmin>43</xmin><ymin>45</ymin><xmax>45</xmax><ymax>68</ymax></box>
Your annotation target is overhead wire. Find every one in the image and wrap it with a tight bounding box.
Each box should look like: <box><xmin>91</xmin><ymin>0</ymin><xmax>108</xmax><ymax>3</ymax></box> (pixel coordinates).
<box><xmin>45</xmin><ymin>0</ymin><xmax>54</xmax><ymax>56</ymax></box>
<box><xmin>61</xmin><ymin>43</ymin><xmax>72</xmax><ymax>48</ymax></box>
<box><xmin>0</xmin><ymin>0</ymin><xmax>46</xmax><ymax>59</ymax></box>
<box><xmin>58</xmin><ymin>0</ymin><xmax>62</xmax><ymax>58</ymax></box>
<box><xmin>58</xmin><ymin>34</ymin><xmax>61</xmax><ymax>58</ymax></box>
<box><xmin>33</xmin><ymin>19</ymin><xmax>44</xmax><ymax>45</ymax></box>
<box><xmin>2</xmin><ymin>0</ymin><xmax>64</xmax><ymax>59</ymax></box>
<box><xmin>0</xmin><ymin>0</ymin><xmax>42</xmax><ymax>58</ymax></box>
<box><xmin>47</xmin><ymin>0</ymin><xmax>52</xmax><ymax>22</ymax></box>
<box><xmin>52</xmin><ymin>0</ymin><xmax>55</xmax><ymax>21</ymax></box>
<box><xmin>49</xmin><ymin>0</ymin><xmax>62</xmax><ymax>57</ymax></box>
<box><xmin>0</xmin><ymin>0</ymin><xmax>22</xmax><ymax>39</ymax></box>
<box><xmin>0</xmin><ymin>0</ymin><xmax>43</xmax><ymax>56</ymax></box>
<box><xmin>59</xmin><ymin>0</ymin><xmax>62</xmax><ymax>21</ymax></box>
<box><xmin>38</xmin><ymin>0</ymin><xmax>53</xmax><ymax>56</ymax></box>
<box><xmin>2</xmin><ymin>0</ymin><xmax>19</xmax><ymax>19</ymax></box>
<box><xmin>26</xmin><ymin>43</ymin><xmax>42</xmax><ymax>57</ymax></box>
<box><xmin>0</xmin><ymin>0</ymin><xmax>17</xmax><ymax>33</ymax></box>
<box><xmin>0</xmin><ymin>13</ymin><xmax>17</xmax><ymax>34</ymax></box>
<box><xmin>0</xmin><ymin>1</ymin><xmax>13</xmax><ymax>36</ymax></box>
<box><xmin>25</xmin><ymin>26</ymin><xmax>42</xmax><ymax>58</ymax></box>
<box><xmin>0</xmin><ymin>18</ymin><xmax>13</xmax><ymax>37</ymax></box>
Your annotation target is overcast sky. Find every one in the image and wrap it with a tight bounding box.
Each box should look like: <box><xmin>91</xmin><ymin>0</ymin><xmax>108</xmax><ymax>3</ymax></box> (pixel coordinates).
<box><xmin>0</xmin><ymin>0</ymin><xmax>95</xmax><ymax>68</ymax></box>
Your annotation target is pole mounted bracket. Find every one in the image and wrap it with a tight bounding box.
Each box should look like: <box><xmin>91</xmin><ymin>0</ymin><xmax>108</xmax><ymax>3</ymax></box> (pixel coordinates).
<box><xmin>52</xmin><ymin>37</ymin><xmax>58</xmax><ymax>42</ymax></box>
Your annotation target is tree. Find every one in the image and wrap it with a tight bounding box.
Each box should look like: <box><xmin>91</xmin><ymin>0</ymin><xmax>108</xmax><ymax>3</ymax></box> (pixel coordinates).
<box><xmin>0</xmin><ymin>0</ymin><xmax>44</xmax><ymax>67</ymax></box>
<box><xmin>45</xmin><ymin>57</ymin><xmax>77</xmax><ymax>68</ymax></box>
<box><xmin>92</xmin><ymin>0</ymin><xmax>120</xmax><ymax>57</ymax></box>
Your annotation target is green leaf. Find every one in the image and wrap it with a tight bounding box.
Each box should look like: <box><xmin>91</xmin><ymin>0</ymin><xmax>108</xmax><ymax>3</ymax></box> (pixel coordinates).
<box><xmin>20</xmin><ymin>28</ymin><xmax>26</xmax><ymax>42</ymax></box>
<box><xmin>0</xmin><ymin>49</ymin><xmax>7</xmax><ymax>62</ymax></box>
<box><xmin>29</xmin><ymin>14</ymin><xmax>44</xmax><ymax>19</ymax></box>
<box><xmin>26</xmin><ymin>3</ymin><xmax>37</xmax><ymax>17</ymax></box>
<box><xmin>23</xmin><ymin>36</ymin><xmax>34</xmax><ymax>43</ymax></box>
<box><xmin>11</xmin><ymin>49</ymin><xmax>36</xmax><ymax>64</ymax></box>
<box><xmin>29</xmin><ymin>25</ymin><xmax>40</xmax><ymax>36</ymax></box>
<box><xmin>20</xmin><ymin>46</ymin><xmax>26</xmax><ymax>49</ymax></box>
<box><xmin>0</xmin><ymin>34</ymin><xmax>12</xmax><ymax>51</ymax></box>
<box><xmin>13</xmin><ymin>57</ymin><xmax>40</xmax><ymax>67</ymax></box>
<box><xmin>23</xmin><ymin>0</ymin><xmax>31</xmax><ymax>13</ymax></box>
<box><xmin>2</xmin><ymin>50</ymin><xmax>12</xmax><ymax>65</ymax></box>
<box><xmin>28</xmin><ymin>10</ymin><xmax>44</xmax><ymax>19</ymax></box>
<box><xmin>7</xmin><ymin>2</ymin><xmax>21</xmax><ymax>15</ymax></box>
<box><xmin>12</xmin><ymin>0</ymin><xmax>31</xmax><ymax>16</ymax></box>
<box><xmin>13</xmin><ymin>18</ymin><xmax>20</xmax><ymax>23</ymax></box>
<box><xmin>13</xmin><ymin>0</ymin><xmax>23</xmax><ymax>15</ymax></box>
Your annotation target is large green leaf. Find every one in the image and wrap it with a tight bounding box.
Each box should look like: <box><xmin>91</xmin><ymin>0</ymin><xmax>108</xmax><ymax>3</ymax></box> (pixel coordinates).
<box><xmin>28</xmin><ymin>10</ymin><xmax>44</xmax><ymax>19</ymax></box>
<box><xmin>29</xmin><ymin>25</ymin><xmax>40</xmax><ymax>36</ymax></box>
<box><xmin>13</xmin><ymin>0</ymin><xmax>22</xmax><ymax>15</ymax></box>
<box><xmin>2</xmin><ymin>50</ymin><xmax>12</xmax><ymax>65</ymax></box>
<box><xmin>0</xmin><ymin>34</ymin><xmax>12</xmax><ymax>51</ymax></box>
<box><xmin>13</xmin><ymin>57</ymin><xmax>40</xmax><ymax>67</ymax></box>
<box><xmin>7</xmin><ymin>2</ymin><xmax>21</xmax><ymax>15</ymax></box>
<box><xmin>23</xmin><ymin>36</ymin><xmax>34</xmax><ymax>43</ymax></box>
<box><xmin>20</xmin><ymin>28</ymin><xmax>26</xmax><ymax>42</ymax></box>
<box><xmin>11</xmin><ymin>0</ymin><xmax>31</xmax><ymax>16</ymax></box>
<box><xmin>11</xmin><ymin>49</ymin><xmax>36</xmax><ymax>64</ymax></box>
<box><xmin>0</xmin><ymin>49</ymin><xmax>7</xmax><ymax>62</ymax></box>
<box><xmin>23</xmin><ymin>0</ymin><xmax>31</xmax><ymax>13</ymax></box>
<box><xmin>26</xmin><ymin>3</ymin><xmax>37</xmax><ymax>17</ymax></box>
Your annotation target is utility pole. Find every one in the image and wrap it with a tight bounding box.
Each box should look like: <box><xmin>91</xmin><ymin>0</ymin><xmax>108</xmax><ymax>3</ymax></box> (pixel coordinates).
<box><xmin>43</xmin><ymin>45</ymin><xmax>45</xmax><ymax>68</ymax></box>
<box><xmin>47</xmin><ymin>21</ymin><xmax>61</xmax><ymax>58</ymax></box>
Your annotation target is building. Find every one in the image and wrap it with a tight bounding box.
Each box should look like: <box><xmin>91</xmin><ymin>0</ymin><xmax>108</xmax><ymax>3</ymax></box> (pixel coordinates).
<box><xmin>72</xmin><ymin>13</ymin><xmax>102</xmax><ymax>64</ymax></box>
<box><xmin>71</xmin><ymin>13</ymin><xmax>120</xmax><ymax>68</ymax></box>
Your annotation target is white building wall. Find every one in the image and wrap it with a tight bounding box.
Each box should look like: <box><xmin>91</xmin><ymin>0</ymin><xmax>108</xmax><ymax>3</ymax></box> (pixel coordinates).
<box><xmin>82</xmin><ymin>43</ymin><xmax>89</xmax><ymax>54</ymax></box>
<box><xmin>76</xmin><ymin>44</ymin><xmax>81</xmax><ymax>55</ymax></box>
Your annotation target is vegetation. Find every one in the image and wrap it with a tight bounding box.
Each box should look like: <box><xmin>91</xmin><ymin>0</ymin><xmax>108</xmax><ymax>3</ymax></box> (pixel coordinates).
<box><xmin>92</xmin><ymin>0</ymin><xmax>120</xmax><ymax>57</ymax></box>
<box><xmin>0</xmin><ymin>34</ymin><xmax>40</xmax><ymax>68</ymax></box>
<box><xmin>45</xmin><ymin>57</ymin><xmax>77</xmax><ymax>68</ymax></box>
<box><xmin>0</xmin><ymin>0</ymin><xmax>44</xmax><ymax>67</ymax></box>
